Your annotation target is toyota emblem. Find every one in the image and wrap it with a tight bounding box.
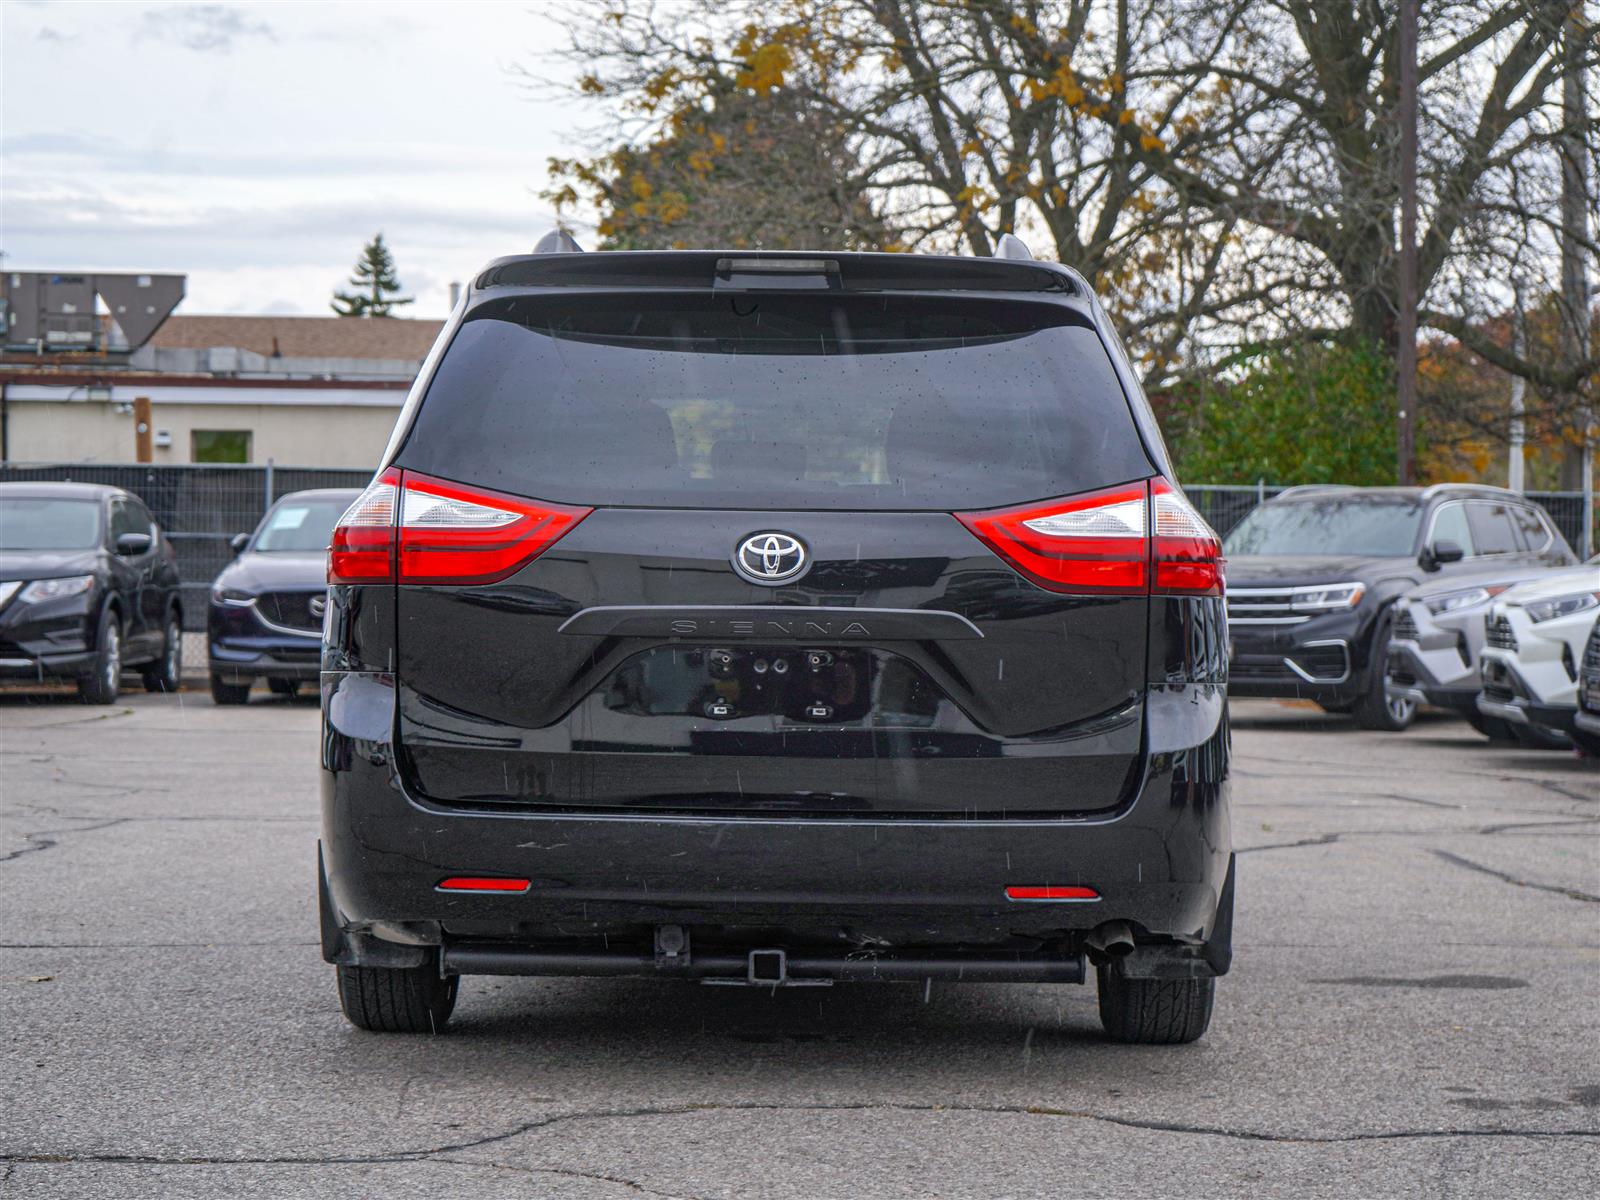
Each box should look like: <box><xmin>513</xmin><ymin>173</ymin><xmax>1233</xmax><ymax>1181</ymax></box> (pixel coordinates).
<box><xmin>733</xmin><ymin>531</ymin><xmax>809</xmax><ymax>585</ymax></box>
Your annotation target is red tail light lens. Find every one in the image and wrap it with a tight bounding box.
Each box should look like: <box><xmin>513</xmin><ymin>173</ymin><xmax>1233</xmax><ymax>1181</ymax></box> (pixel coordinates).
<box><xmin>328</xmin><ymin>468</ymin><xmax>399</xmax><ymax>583</ymax></box>
<box><xmin>956</xmin><ymin>478</ymin><xmax>1221</xmax><ymax>597</ymax></box>
<box><xmin>956</xmin><ymin>481</ymin><xmax>1149</xmax><ymax>594</ymax></box>
<box><xmin>328</xmin><ymin>469</ymin><xmax>591</xmax><ymax>586</ymax></box>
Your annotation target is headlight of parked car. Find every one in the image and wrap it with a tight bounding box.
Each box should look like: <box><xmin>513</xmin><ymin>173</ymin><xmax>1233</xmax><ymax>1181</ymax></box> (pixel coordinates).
<box><xmin>1424</xmin><ymin>585</ymin><xmax>1505</xmax><ymax>616</ymax></box>
<box><xmin>211</xmin><ymin>585</ymin><xmax>255</xmax><ymax>606</ymax></box>
<box><xmin>19</xmin><ymin>575</ymin><xmax>95</xmax><ymax>603</ymax></box>
<box><xmin>1523</xmin><ymin>592</ymin><xmax>1600</xmax><ymax>624</ymax></box>
<box><xmin>1291</xmin><ymin>583</ymin><xmax>1364</xmax><ymax>610</ymax></box>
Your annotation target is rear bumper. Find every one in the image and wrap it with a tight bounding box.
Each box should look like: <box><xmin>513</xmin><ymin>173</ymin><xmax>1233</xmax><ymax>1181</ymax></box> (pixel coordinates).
<box><xmin>0</xmin><ymin>649</ymin><xmax>95</xmax><ymax>680</ymax></box>
<box><xmin>319</xmin><ymin>671</ymin><xmax>1233</xmax><ymax>977</ymax></box>
<box><xmin>209</xmin><ymin>637</ymin><xmax>322</xmax><ymax>682</ymax></box>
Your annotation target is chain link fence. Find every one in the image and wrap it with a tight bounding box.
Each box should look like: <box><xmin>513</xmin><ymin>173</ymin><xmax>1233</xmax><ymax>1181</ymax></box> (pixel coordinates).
<box><xmin>1</xmin><ymin>462</ymin><xmax>1593</xmax><ymax>631</ymax></box>
<box><xmin>0</xmin><ymin>462</ymin><xmax>371</xmax><ymax>629</ymax></box>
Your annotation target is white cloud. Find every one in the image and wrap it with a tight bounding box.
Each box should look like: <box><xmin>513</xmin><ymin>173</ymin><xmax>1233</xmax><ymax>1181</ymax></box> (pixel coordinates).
<box><xmin>0</xmin><ymin>1</ymin><xmax>589</xmax><ymax>318</ymax></box>
<box><xmin>135</xmin><ymin>4</ymin><xmax>275</xmax><ymax>54</ymax></box>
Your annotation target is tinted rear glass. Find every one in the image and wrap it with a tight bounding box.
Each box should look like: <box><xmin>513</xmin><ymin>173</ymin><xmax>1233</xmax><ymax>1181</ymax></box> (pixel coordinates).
<box><xmin>397</xmin><ymin>293</ymin><xmax>1152</xmax><ymax>510</ymax></box>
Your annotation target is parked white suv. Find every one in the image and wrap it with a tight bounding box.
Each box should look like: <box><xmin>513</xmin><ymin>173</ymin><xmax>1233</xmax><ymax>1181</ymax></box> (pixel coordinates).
<box><xmin>1387</xmin><ymin>559</ymin><xmax>1597</xmax><ymax>744</ymax></box>
<box><xmin>1477</xmin><ymin>564</ymin><xmax>1600</xmax><ymax>748</ymax></box>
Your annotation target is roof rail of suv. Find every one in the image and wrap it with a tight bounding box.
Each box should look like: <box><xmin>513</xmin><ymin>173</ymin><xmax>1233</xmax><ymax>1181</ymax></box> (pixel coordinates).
<box><xmin>1273</xmin><ymin>484</ymin><xmax>1358</xmax><ymax>499</ymax></box>
<box><xmin>1419</xmin><ymin>482</ymin><xmax>1515</xmax><ymax>500</ymax></box>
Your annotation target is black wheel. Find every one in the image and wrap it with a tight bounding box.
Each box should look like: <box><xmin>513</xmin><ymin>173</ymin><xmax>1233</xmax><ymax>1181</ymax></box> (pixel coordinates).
<box><xmin>1353</xmin><ymin>613</ymin><xmax>1415</xmax><ymax>731</ymax></box>
<box><xmin>267</xmin><ymin>677</ymin><xmax>300</xmax><ymax>698</ymax></box>
<box><xmin>1465</xmin><ymin>711</ymin><xmax>1519</xmax><ymax>743</ymax></box>
<box><xmin>142</xmin><ymin>613</ymin><xmax>182</xmax><ymax>693</ymax></box>
<box><xmin>1097</xmin><ymin>965</ymin><xmax>1215</xmax><ymax>1044</ymax></box>
<box><xmin>336</xmin><ymin>961</ymin><xmax>458</xmax><ymax>1033</ymax></box>
<box><xmin>209</xmin><ymin>672</ymin><xmax>252</xmax><ymax>705</ymax></box>
<box><xmin>78</xmin><ymin>617</ymin><xmax>122</xmax><ymax>705</ymax></box>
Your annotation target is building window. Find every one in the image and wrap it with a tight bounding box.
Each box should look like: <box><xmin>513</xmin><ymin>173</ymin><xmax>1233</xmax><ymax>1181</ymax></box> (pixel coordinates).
<box><xmin>191</xmin><ymin>430</ymin><xmax>252</xmax><ymax>463</ymax></box>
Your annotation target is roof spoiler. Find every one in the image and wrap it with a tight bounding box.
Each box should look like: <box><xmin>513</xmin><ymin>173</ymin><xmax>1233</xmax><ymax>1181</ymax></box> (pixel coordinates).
<box><xmin>533</xmin><ymin>228</ymin><xmax>584</xmax><ymax>254</ymax></box>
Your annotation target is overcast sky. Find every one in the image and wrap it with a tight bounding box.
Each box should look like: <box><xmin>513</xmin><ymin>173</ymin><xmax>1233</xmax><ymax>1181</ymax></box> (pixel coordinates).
<box><xmin>2</xmin><ymin>1</ymin><xmax>590</xmax><ymax>318</ymax></box>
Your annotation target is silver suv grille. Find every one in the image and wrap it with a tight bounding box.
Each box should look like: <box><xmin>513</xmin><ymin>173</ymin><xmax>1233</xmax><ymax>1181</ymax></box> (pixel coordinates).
<box><xmin>1581</xmin><ymin>627</ymin><xmax>1600</xmax><ymax>713</ymax></box>
<box><xmin>1226</xmin><ymin>587</ymin><xmax>1307</xmax><ymax>625</ymax></box>
<box><xmin>1391</xmin><ymin>608</ymin><xmax>1418</xmax><ymax>642</ymax></box>
<box><xmin>1484</xmin><ymin>613</ymin><xmax>1517</xmax><ymax>652</ymax></box>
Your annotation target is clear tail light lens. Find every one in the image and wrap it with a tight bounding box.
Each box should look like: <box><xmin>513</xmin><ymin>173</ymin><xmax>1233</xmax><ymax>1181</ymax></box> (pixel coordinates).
<box><xmin>1151</xmin><ymin>478</ymin><xmax>1224</xmax><ymax>596</ymax></box>
<box><xmin>956</xmin><ymin>478</ymin><xmax>1222</xmax><ymax>596</ymax></box>
<box><xmin>328</xmin><ymin>468</ymin><xmax>399</xmax><ymax>583</ymax></box>
<box><xmin>328</xmin><ymin>468</ymin><xmax>591</xmax><ymax>585</ymax></box>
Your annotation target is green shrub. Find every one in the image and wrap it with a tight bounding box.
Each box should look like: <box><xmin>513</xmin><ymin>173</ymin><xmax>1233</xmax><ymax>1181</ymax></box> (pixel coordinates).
<box><xmin>1167</xmin><ymin>341</ymin><xmax>1399</xmax><ymax>485</ymax></box>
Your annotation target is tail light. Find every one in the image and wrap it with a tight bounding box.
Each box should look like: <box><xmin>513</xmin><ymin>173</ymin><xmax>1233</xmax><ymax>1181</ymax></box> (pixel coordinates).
<box><xmin>955</xmin><ymin>477</ymin><xmax>1222</xmax><ymax>596</ymax></box>
<box><xmin>328</xmin><ymin>468</ymin><xmax>591</xmax><ymax>585</ymax></box>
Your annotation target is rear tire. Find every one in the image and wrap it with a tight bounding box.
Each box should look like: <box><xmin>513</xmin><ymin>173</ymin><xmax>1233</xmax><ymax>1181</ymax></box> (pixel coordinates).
<box><xmin>1097</xmin><ymin>965</ymin><xmax>1214</xmax><ymax>1044</ymax></box>
<box><xmin>336</xmin><ymin>961</ymin><xmax>458</xmax><ymax>1033</ymax></box>
<box><xmin>1353</xmin><ymin>613</ymin><xmax>1415</xmax><ymax>731</ymax></box>
<box><xmin>142</xmin><ymin>613</ymin><xmax>182</xmax><ymax>693</ymax></box>
<box><xmin>209</xmin><ymin>672</ymin><xmax>252</xmax><ymax>705</ymax></box>
<box><xmin>78</xmin><ymin>618</ymin><xmax>122</xmax><ymax>705</ymax></box>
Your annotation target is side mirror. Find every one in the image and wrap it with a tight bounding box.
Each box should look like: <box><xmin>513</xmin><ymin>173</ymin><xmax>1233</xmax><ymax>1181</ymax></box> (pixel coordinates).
<box><xmin>1421</xmin><ymin>539</ymin><xmax>1465</xmax><ymax>570</ymax></box>
<box><xmin>230</xmin><ymin>533</ymin><xmax>250</xmax><ymax>555</ymax></box>
<box><xmin>115</xmin><ymin>532</ymin><xmax>153</xmax><ymax>557</ymax></box>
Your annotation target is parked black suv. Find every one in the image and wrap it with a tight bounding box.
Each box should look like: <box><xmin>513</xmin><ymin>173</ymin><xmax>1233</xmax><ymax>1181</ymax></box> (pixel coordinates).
<box><xmin>319</xmin><ymin>247</ymin><xmax>1233</xmax><ymax>1043</ymax></box>
<box><xmin>208</xmin><ymin>488</ymin><xmax>361</xmax><ymax>704</ymax></box>
<box><xmin>0</xmin><ymin>482</ymin><xmax>183</xmax><ymax>702</ymax></box>
<box><xmin>1224</xmin><ymin>485</ymin><xmax>1574</xmax><ymax>729</ymax></box>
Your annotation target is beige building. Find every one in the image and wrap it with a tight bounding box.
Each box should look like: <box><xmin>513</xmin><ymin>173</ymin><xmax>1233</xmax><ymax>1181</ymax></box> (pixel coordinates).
<box><xmin>1</xmin><ymin>315</ymin><xmax>444</xmax><ymax>468</ymax></box>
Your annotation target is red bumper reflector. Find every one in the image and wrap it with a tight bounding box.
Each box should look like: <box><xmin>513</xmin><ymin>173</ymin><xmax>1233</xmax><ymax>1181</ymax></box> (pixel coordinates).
<box><xmin>437</xmin><ymin>876</ymin><xmax>531</xmax><ymax>893</ymax></box>
<box><xmin>1005</xmin><ymin>885</ymin><xmax>1100</xmax><ymax>902</ymax></box>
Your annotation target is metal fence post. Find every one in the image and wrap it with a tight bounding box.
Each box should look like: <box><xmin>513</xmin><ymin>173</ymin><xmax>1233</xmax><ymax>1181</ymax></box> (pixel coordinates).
<box><xmin>263</xmin><ymin>458</ymin><xmax>274</xmax><ymax>510</ymax></box>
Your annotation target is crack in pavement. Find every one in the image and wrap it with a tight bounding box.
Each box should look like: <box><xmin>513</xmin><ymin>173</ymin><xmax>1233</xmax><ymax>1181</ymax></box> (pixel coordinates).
<box><xmin>5</xmin><ymin>1099</ymin><xmax>1599</xmax><ymax>1170</ymax></box>
<box><xmin>1430</xmin><ymin>850</ymin><xmax>1600</xmax><ymax>903</ymax></box>
<box><xmin>431</xmin><ymin>1156</ymin><xmax>708</xmax><ymax>1199</ymax></box>
<box><xmin>0</xmin><ymin>820</ymin><xmax>130</xmax><ymax>865</ymax></box>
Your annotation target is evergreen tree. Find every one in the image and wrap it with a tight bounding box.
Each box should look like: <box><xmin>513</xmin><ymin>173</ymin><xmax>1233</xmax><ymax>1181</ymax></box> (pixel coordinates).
<box><xmin>331</xmin><ymin>233</ymin><xmax>413</xmax><ymax>318</ymax></box>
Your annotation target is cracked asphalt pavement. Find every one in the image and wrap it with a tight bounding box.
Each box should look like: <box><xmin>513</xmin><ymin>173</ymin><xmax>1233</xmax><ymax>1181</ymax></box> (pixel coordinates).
<box><xmin>1</xmin><ymin>692</ymin><xmax>1597</xmax><ymax>1198</ymax></box>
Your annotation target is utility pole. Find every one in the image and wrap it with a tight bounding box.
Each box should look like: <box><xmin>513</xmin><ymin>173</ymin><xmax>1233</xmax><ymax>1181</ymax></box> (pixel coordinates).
<box><xmin>1509</xmin><ymin>286</ymin><xmax>1526</xmax><ymax>493</ymax></box>
<box><xmin>1396</xmin><ymin>0</ymin><xmax>1419</xmax><ymax>486</ymax></box>
<box><xmin>1558</xmin><ymin>7</ymin><xmax>1593</xmax><ymax>556</ymax></box>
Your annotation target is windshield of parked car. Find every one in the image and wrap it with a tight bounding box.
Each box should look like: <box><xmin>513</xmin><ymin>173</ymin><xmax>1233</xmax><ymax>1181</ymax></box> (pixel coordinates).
<box><xmin>253</xmin><ymin>498</ymin><xmax>353</xmax><ymax>553</ymax></box>
<box><xmin>1224</xmin><ymin>498</ymin><xmax>1424</xmax><ymax>557</ymax></box>
<box><xmin>398</xmin><ymin>293</ymin><xmax>1155</xmax><ymax>510</ymax></box>
<box><xmin>0</xmin><ymin>498</ymin><xmax>103</xmax><ymax>551</ymax></box>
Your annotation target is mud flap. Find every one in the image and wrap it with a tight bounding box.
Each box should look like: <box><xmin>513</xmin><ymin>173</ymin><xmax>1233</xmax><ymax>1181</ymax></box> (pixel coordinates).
<box><xmin>1114</xmin><ymin>852</ymin><xmax>1234</xmax><ymax>980</ymax></box>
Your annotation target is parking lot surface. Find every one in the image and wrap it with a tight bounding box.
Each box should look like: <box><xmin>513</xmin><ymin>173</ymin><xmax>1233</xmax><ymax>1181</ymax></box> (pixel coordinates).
<box><xmin>1</xmin><ymin>692</ymin><xmax>1596</xmax><ymax>1198</ymax></box>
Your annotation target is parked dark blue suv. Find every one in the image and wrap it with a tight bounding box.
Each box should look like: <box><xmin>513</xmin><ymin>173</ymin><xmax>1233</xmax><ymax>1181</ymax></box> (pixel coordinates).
<box><xmin>208</xmin><ymin>488</ymin><xmax>360</xmax><ymax>704</ymax></box>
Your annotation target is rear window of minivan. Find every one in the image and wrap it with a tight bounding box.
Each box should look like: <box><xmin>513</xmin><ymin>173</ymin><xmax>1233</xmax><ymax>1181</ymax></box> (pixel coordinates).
<box><xmin>396</xmin><ymin>293</ymin><xmax>1154</xmax><ymax>511</ymax></box>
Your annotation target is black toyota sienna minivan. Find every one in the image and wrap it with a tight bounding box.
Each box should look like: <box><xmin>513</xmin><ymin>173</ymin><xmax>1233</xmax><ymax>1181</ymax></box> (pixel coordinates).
<box><xmin>319</xmin><ymin>246</ymin><xmax>1233</xmax><ymax>1043</ymax></box>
